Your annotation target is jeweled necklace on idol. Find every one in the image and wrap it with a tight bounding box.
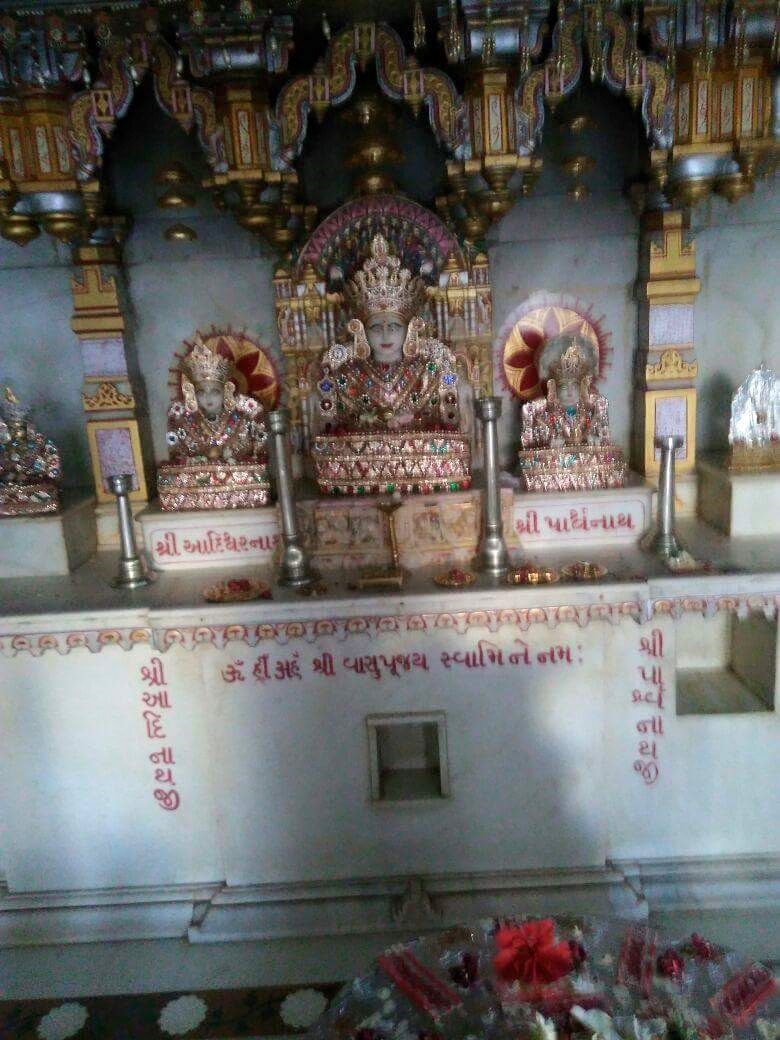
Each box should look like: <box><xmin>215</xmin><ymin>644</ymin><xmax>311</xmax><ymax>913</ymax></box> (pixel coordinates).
<box><xmin>357</xmin><ymin>356</ymin><xmax>437</xmax><ymax>415</ymax></box>
<box><xmin>196</xmin><ymin>408</ymin><xmax>238</xmax><ymax>449</ymax></box>
<box><xmin>555</xmin><ymin>400</ymin><xmax>589</xmax><ymax>443</ymax></box>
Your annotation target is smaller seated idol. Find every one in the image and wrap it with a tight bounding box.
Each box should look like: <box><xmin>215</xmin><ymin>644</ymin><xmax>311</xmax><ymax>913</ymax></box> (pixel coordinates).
<box><xmin>0</xmin><ymin>386</ymin><xmax>61</xmax><ymax>516</ymax></box>
<box><xmin>517</xmin><ymin>333</ymin><xmax>626</xmax><ymax>492</ymax></box>
<box><xmin>311</xmin><ymin>234</ymin><xmax>471</xmax><ymax>496</ymax></box>
<box><xmin>727</xmin><ymin>363</ymin><xmax>780</xmax><ymax>470</ymax></box>
<box><xmin>157</xmin><ymin>337</ymin><xmax>270</xmax><ymax>510</ymax></box>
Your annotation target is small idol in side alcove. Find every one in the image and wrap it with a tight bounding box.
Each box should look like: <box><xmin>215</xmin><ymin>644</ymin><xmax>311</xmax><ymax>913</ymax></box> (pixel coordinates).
<box><xmin>727</xmin><ymin>363</ymin><xmax>780</xmax><ymax>470</ymax></box>
<box><xmin>311</xmin><ymin>234</ymin><xmax>471</xmax><ymax>495</ymax></box>
<box><xmin>0</xmin><ymin>387</ymin><xmax>61</xmax><ymax>516</ymax></box>
<box><xmin>157</xmin><ymin>337</ymin><xmax>270</xmax><ymax>510</ymax></box>
<box><xmin>517</xmin><ymin>333</ymin><xmax>626</xmax><ymax>492</ymax></box>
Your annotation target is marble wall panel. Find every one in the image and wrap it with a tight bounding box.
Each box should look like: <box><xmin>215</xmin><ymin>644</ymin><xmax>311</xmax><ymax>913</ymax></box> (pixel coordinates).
<box><xmin>691</xmin><ymin>181</ymin><xmax>780</xmax><ymax>454</ymax></box>
<box><xmin>605</xmin><ymin>616</ymin><xmax>780</xmax><ymax>860</ymax></box>
<box><xmin>202</xmin><ymin>622</ymin><xmax>611</xmax><ymax>885</ymax></box>
<box><xmin>0</xmin><ymin>610</ymin><xmax>778</xmax><ymax>903</ymax></box>
<box><xmin>0</xmin><ymin>643</ymin><xmax>222</xmax><ymax>891</ymax></box>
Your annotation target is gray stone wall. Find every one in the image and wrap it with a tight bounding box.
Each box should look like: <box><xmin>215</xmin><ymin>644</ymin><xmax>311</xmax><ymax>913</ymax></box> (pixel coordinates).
<box><xmin>692</xmin><ymin>185</ymin><xmax>780</xmax><ymax>453</ymax></box>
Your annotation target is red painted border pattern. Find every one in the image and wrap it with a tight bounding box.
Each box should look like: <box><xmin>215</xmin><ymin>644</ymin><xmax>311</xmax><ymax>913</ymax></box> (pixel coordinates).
<box><xmin>0</xmin><ymin>594</ymin><xmax>777</xmax><ymax>656</ymax></box>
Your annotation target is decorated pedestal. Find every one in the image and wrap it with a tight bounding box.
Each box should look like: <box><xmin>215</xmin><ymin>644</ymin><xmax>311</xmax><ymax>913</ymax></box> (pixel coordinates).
<box><xmin>138</xmin><ymin>502</ymin><xmax>281</xmax><ymax>571</ymax></box>
<box><xmin>157</xmin><ymin>462</ymin><xmax>271</xmax><ymax>512</ymax></box>
<box><xmin>0</xmin><ymin>479</ymin><xmax>60</xmax><ymax>516</ymax></box>
<box><xmin>517</xmin><ymin>445</ymin><xmax>627</xmax><ymax>493</ymax></box>
<box><xmin>698</xmin><ymin>454</ymin><xmax>780</xmax><ymax>537</ymax></box>
<box><xmin>0</xmin><ymin>493</ymin><xmax>96</xmax><ymax>577</ymax></box>
<box><xmin>298</xmin><ymin>485</ymin><xmax>514</xmax><ymax>570</ymax></box>
<box><xmin>311</xmin><ymin>431</ymin><xmax>472</xmax><ymax>497</ymax></box>
<box><xmin>512</xmin><ymin>480</ymin><xmax>653</xmax><ymax>549</ymax></box>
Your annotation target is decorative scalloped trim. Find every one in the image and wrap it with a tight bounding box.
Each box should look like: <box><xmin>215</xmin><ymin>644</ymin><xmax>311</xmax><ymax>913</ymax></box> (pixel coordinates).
<box><xmin>1</xmin><ymin>594</ymin><xmax>777</xmax><ymax>657</ymax></box>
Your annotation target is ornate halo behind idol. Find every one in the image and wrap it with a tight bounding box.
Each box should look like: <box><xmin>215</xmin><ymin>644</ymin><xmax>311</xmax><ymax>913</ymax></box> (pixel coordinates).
<box><xmin>168</xmin><ymin>327</ymin><xmax>280</xmax><ymax>410</ymax></box>
<box><xmin>497</xmin><ymin>294</ymin><xmax>609</xmax><ymax>401</ymax></box>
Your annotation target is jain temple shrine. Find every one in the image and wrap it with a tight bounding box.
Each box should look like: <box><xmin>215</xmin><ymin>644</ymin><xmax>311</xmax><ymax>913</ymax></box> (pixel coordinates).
<box><xmin>0</xmin><ymin>1</ymin><xmax>779</xmax><ymax>1038</ymax></box>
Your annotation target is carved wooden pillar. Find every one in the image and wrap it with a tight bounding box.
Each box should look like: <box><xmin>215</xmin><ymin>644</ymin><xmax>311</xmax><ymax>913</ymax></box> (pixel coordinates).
<box><xmin>71</xmin><ymin>243</ymin><xmax>151</xmax><ymax>545</ymax></box>
<box><xmin>634</xmin><ymin>210</ymin><xmax>701</xmax><ymax>513</ymax></box>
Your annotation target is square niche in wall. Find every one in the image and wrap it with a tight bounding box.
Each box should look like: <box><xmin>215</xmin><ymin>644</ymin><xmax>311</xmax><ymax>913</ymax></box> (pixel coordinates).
<box><xmin>676</xmin><ymin>611</ymin><xmax>778</xmax><ymax>715</ymax></box>
<box><xmin>366</xmin><ymin>712</ymin><xmax>449</xmax><ymax>803</ymax></box>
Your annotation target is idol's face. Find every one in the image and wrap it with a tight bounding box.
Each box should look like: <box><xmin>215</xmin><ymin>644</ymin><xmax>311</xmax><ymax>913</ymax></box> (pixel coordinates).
<box><xmin>365</xmin><ymin>311</ymin><xmax>407</xmax><ymax>363</ymax></box>
<box><xmin>557</xmin><ymin>378</ymin><xmax>580</xmax><ymax>409</ymax></box>
<box><xmin>195</xmin><ymin>380</ymin><xmax>225</xmax><ymax>420</ymax></box>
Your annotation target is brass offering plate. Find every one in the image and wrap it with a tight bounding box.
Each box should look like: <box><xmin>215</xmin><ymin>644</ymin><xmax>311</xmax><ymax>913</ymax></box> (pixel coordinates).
<box><xmin>434</xmin><ymin>568</ymin><xmax>476</xmax><ymax>589</ymax></box>
<box><xmin>560</xmin><ymin>561</ymin><xmax>608</xmax><ymax>582</ymax></box>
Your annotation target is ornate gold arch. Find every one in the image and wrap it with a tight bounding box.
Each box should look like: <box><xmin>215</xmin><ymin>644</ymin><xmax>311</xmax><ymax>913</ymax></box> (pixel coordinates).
<box><xmin>274</xmin><ymin>21</ymin><xmax>466</xmax><ymax>167</ymax></box>
<box><xmin>69</xmin><ymin>36</ymin><xmax>224</xmax><ymax>182</ymax></box>
<box><xmin>515</xmin><ymin>6</ymin><xmax>672</xmax><ymax>156</ymax></box>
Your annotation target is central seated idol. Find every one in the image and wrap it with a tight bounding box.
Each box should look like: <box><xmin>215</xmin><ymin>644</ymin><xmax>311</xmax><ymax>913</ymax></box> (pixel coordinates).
<box><xmin>311</xmin><ymin>234</ymin><xmax>471</xmax><ymax>496</ymax></box>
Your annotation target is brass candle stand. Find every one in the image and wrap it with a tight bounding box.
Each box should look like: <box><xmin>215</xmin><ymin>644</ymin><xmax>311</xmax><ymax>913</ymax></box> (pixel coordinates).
<box><xmin>642</xmin><ymin>434</ymin><xmax>687</xmax><ymax>561</ymax></box>
<box><xmin>356</xmin><ymin>496</ymin><xmax>405</xmax><ymax>591</ymax></box>
<box><xmin>268</xmin><ymin>408</ymin><xmax>315</xmax><ymax>588</ymax></box>
<box><xmin>108</xmin><ymin>473</ymin><xmax>153</xmax><ymax>589</ymax></box>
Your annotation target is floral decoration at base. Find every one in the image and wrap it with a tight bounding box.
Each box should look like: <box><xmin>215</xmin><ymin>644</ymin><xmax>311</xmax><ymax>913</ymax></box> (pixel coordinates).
<box><xmin>304</xmin><ymin>916</ymin><xmax>777</xmax><ymax>1040</ymax></box>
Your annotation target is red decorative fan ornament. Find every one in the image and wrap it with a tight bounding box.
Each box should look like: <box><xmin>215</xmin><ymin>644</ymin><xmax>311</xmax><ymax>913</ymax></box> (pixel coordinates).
<box><xmin>499</xmin><ymin>297</ymin><xmax>609</xmax><ymax>401</ymax></box>
<box><xmin>169</xmin><ymin>327</ymin><xmax>280</xmax><ymax>411</ymax></box>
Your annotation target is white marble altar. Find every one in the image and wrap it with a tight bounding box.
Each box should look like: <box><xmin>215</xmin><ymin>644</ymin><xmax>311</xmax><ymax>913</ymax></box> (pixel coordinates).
<box><xmin>138</xmin><ymin>482</ymin><xmax>652</xmax><ymax>575</ymax></box>
<box><xmin>698</xmin><ymin>454</ymin><xmax>780</xmax><ymax>537</ymax></box>
<box><xmin>0</xmin><ymin>492</ymin><xmax>96</xmax><ymax>578</ymax></box>
<box><xmin>0</xmin><ymin>524</ymin><xmax>778</xmax><ymax>957</ymax></box>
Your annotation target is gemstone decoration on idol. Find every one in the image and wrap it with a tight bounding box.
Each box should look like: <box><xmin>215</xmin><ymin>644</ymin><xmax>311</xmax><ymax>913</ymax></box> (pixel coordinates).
<box><xmin>157</xmin><ymin>336</ymin><xmax>270</xmax><ymax>511</ymax></box>
<box><xmin>517</xmin><ymin>334</ymin><xmax>626</xmax><ymax>492</ymax></box>
<box><xmin>0</xmin><ymin>386</ymin><xmax>61</xmax><ymax>517</ymax></box>
<box><xmin>311</xmin><ymin>233</ymin><xmax>471</xmax><ymax>496</ymax></box>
